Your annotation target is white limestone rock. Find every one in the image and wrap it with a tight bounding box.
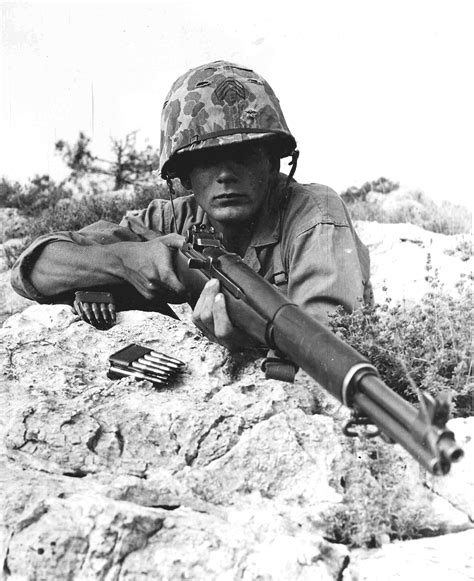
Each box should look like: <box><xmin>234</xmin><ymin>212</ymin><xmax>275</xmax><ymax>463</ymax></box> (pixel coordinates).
<box><xmin>350</xmin><ymin>529</ymin><xmax>474</xmax><ymax>580</ymax></box>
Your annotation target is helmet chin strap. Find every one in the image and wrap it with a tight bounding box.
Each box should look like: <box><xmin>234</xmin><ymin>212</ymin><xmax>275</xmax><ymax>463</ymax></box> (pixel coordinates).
<box><xmin>165</xmin><ymin>174</ymin><xmax>178</xmax><ymax>232</ymax></box>
<box><xmin>282</xmin><ymin>149</ymin><xmax>299</xmax><ymax>207</ymax></box>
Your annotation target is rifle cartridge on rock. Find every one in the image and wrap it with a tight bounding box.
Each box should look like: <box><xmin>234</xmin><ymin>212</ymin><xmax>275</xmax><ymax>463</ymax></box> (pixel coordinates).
<box><xmin>175</xmin><ymin>225</ymin><xmax>464</xmax><ymax>476</ymax></box>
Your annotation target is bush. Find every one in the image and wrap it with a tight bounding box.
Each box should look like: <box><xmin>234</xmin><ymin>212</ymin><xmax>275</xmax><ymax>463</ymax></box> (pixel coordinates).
<box><xmin>0</xmin><ymin>178</ymin><xmax>24</xmax><ymax>208</ymax></box>
<box><xmin>0</xmin><ymin>175</ymin><xmax>72</xmax><ymax>216</ymax></box>
<box><xmin>444</xmin><ymin>235</ymin><xmax>472</xmax><ymax>262</ymax></box>
<box><xmin>342</xmin><ymin>182</ymin><xmax>471</xmax><ymax>235</ymax></box>
<box><xmin>324</xmin><ymin>263</ymin><xmax>472</xmax><ymax>548</ymax></box>
<box><xmin>324</xmin><ymin>437</ymin><xmax>433</xmax><ymax>548</ymax></box>
<box><xmin>329</xmin><ymin>258</ymin><xmax>473</xmax><ymax>417</ymax></box>
<box><xmin>341</xmin><ymin>177</ymin><xmax>399</xmax><ymax>202</ymax></box>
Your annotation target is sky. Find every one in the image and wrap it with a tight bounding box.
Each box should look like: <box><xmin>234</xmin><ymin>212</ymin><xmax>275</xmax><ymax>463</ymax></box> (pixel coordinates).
<box><xmin>1</xmin><ymin>0</ymin><xmax>473</xmax><ymax>208</ymax></box>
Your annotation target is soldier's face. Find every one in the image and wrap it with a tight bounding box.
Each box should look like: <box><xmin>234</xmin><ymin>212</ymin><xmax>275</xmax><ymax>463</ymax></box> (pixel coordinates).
<box><xmin>185</xmin><ymin>143</ymin><xmax>276</xmax><ymax>226</ymax></box>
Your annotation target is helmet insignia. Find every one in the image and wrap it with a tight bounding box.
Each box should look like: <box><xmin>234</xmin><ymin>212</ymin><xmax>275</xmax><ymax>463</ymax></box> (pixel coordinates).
<box><xmin>214</xmin><ymin>79</ymin><xmax>247</xmax><ymax>106</ymax></box>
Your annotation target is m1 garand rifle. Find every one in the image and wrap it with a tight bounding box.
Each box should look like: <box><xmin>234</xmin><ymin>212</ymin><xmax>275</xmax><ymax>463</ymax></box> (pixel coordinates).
<box><xmin>175</xmin><ymin>224</ymin><xmax>464</xmax><ymax>476</ymax></box>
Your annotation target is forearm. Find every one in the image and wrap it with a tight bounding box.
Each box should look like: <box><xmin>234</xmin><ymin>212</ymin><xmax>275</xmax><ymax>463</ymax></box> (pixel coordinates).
<box><xmin>30</xmin><ymin>241</ymin><xmax>130</xmax><ymax>296</ymax></box>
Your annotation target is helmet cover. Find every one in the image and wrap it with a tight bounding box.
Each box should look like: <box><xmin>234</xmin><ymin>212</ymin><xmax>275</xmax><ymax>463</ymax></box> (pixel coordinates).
<box><xmin>159</xmin><ymin>60</ymin><xmax>296</xmax><ymax>178</ymax></box>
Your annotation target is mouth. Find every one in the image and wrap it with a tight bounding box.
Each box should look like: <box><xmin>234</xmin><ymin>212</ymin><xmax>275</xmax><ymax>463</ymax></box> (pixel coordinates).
<box><xmin>215</xmin><ymin>193</ymin><xmax>245</xmax><ymax>199</ymax></box>
<box><xmin>213</xmin><ymin>193</ymin><xmax>248</xmax><ymax>206</ymax></box>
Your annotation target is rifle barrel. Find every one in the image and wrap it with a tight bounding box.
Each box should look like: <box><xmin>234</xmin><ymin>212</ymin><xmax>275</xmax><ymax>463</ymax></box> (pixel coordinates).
<box><xmin>177</xmin><ymin>228</ymin><xmax>464</xmax><ymax>475</ymax></box>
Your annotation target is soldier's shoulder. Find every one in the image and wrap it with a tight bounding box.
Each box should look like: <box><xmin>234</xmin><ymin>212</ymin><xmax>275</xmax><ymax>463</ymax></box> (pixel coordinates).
<box><xmin>284</xmin><ymin>178</ymin><xmax>350</xmax><ymax>230</ymax></box>
<box><xmin>147</xmin><ymin>193</ymin><xmax>196</xmax><ymax>211</ymax></box>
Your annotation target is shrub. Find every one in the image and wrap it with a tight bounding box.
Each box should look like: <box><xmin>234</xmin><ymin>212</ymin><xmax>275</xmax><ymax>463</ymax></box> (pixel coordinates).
<box><xmin>329</xmin><ymin>258</ymin><xmax>473</xmax><ymax>417</ymax></box>
<box><xmin>444</xmin><ymin>235</ymin><xmax>472</xmax><ymax>262</ymax></box>
<box><xmin>0</xmin><ymin>175</ymin><xmax>72</xmax><ymax>216</ymax></box>
<box><xmin>0</xmin><ymin>178</ymin><xmax>24</xmax><ymax>208</ymax></box>
<box><xmin>342</xmin><ymin>182</ymin><xmax>471</xmax><ymax>235</ymax></box>
<box><xmin>324</xmin><ymin>266</ymin><xmax>472</xmax><ymax>548</ymax></box>
<box><xmin>324</xmin><ymin>437</ymin><xmax>433</xmax><ymax>548</ymax></box>
<box><xmin>341</xmin><ymin>177</ymin><xmax>399</xmax><ymax>202</ymax></box>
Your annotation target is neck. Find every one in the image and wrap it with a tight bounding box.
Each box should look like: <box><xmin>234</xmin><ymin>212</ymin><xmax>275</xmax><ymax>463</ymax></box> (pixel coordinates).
<box><xmin>210</xmin><ymin>219</ymin><xmax>255</xmax><ymax>257</ymax></box>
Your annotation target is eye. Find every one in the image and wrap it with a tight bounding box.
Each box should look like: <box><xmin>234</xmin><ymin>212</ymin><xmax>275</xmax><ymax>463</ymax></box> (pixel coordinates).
<box><xmin>195</xmin><ymin>81</ymin><xmax>211</xmax><ymax>88</ymax></box>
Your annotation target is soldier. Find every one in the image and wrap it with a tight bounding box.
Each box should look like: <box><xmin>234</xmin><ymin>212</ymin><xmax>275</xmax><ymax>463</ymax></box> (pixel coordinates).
<box><xmin>11</xmin><ymin>60</ymin><xmax>372</xmax><ymax>350</ymax></box>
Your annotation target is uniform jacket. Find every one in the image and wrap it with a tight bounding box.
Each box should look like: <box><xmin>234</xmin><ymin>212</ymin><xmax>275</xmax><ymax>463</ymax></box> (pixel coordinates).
<box><xmin>11</xmin><ymin>174</ymin><xmax>372</xmax><ymax>324</ymax></box>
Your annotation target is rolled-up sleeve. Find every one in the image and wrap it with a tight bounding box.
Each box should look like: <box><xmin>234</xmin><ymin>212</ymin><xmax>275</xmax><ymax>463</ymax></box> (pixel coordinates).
<box><xmin>10</xmin><ymin>221</ymin><xmax>142</xmax><ymax>301</ymax></box>
<box><xmin>287</xmin><ymin>222</ymin><xmax>370</xmax><ymax>324</ymax></box>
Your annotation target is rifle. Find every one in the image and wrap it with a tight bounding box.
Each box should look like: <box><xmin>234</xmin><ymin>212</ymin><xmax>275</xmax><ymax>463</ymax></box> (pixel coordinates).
<box><xmin>175</xmin><ymin>224</ymin><xmax>464</xmax><ymax>476</ymax></box>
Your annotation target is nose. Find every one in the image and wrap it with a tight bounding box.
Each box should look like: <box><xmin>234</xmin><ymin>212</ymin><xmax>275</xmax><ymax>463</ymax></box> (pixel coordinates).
<box><xmin>216</xmin><ymin>160</ymin><xmax>238</xmax><ymax>184</ymax></box>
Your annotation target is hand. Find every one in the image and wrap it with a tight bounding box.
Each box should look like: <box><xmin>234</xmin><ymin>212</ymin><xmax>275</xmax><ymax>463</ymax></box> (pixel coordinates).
<box><xmin>192</xmin><ymin>279</ymin><xmax>251</xmax><ymax>351</ymax></box>
<box><xmin>118</xmin><ymin>233</ymin><xmax>187</xmax><ymax>303</ymax></box>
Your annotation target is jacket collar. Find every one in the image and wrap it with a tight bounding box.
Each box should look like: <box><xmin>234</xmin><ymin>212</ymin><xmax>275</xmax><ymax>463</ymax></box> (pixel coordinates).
<box><xmin>247</xmin><ymin>173</ymin><xmax>287</xmax><ymax>249</ymax></box>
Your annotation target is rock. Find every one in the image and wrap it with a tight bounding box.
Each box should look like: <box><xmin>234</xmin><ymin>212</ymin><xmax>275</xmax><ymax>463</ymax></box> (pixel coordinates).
<box><xmin>349</xmin><ymin>529</ymin><xmax>474</xmax><ymax>580</ymax></box>
<box><xmin>0</xmin><ymin>270</ymin><xmax>34</xmax><ymax>326</ymax></box>
<box><xmin>354</xmin><ymin>221</ymin><xmax>471</xmax><ymax>306</ymax></box>
<box><xmin>425</xmin><ymin>418</ymin><xmax>474</xmax><ymax>520</ymax></box>
<box><xmin>0</xmin><ymin>304</ymin><xmax>353</xmax><ymax>579</ymax></box>
<box><xmin>0</xmin><ymin>238</ymin><xmax>34</xmax><ymax>325</ymax></box>
<box><xmin>5</xmin><ymin>491</ymin><xmax>349</xmax><ymax>581</ymax></box>
<box><xmin>1</xmin><ymin>303</ymin><xmax>473</xmax><ymax>579</ymax></box>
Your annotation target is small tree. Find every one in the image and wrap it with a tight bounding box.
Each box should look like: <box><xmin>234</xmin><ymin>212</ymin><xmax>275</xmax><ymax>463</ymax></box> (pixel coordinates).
<box><xmin>56</xmin><ymin>131</ymin><xmax>159</xmax><ymax>190</ymax></box>
<box><xmin>55</xmin><ymin>132</ymin><xmax>96</xmax><ymax>178</ymax></box>
<box><xmin>109</xmin><ymin>132</ymin><xmax>159</xmax><ymax>189</ymax></box>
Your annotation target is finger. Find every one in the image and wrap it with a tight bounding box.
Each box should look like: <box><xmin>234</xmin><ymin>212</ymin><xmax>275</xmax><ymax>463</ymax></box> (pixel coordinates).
<box><xmin>160</xmin><ymin>248</ymin><xmax>187</xmax><ymax>296</ymax></box>
<box><xmin>212</xmin><ymin>292</ymin><xmax>234</xmax><ymax>339</ymax></box>
<box><xmin>136</xmin><ymin>280</ymin><xmax>158</xmax><ymax>300</ymax></box>
<box><xmin>160</xmin><ymin>233</ymin><xmax>185</xmax><ymax>249</ymax></box>
<box><xmin>193</xmin><ymin>279</ymin><xmax>219</xmax><ymax>328</ymax></box>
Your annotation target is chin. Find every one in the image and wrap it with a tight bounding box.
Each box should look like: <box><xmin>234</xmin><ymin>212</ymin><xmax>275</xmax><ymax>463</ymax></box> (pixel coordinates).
<box><xmin>212</xmin><ymin>209</ymin><xmax>255</xmax><ymax>225</ymax></box>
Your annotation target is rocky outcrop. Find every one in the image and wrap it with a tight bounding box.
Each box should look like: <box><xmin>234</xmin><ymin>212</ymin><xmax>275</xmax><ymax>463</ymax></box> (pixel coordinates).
<box><xmin>0</xmin><ymin>237</ymin><xmax>33</xmax><ymax>325</ymax></box>
<box><xmin>1</xmin><ymin>304</ymin><xmax>473</xmax><ymax>579</ymax></box>
<box><xmin>354</xmin><ymin>221</ymin><xmax>472</xmax><ymax>305</ymax></box>
<box><xmin>349</xmin><ymin>529</ymin><xmax>474</xmax><ymax>580</ymax></box>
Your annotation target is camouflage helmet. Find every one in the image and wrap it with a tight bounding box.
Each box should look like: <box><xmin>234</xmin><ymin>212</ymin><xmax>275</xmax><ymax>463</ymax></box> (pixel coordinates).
<box><xmin>159</xmin><ymin>60</ymin><xmax>297</xmax><ymax>178</ymax></box>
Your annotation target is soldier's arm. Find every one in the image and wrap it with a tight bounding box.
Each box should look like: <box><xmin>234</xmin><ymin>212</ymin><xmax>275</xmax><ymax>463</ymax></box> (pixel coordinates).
<box><xmin>11</xmin><ymin>218</ymin><xmax>187</xmax><ymax>304</ymax></box>
<box><xmin>29</xmin><ymin>236</ymin><xmax>186</xmax><ymax>301</ymax></box>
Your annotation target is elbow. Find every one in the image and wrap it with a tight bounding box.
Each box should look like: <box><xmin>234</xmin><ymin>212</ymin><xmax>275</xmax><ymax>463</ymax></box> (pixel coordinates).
<box><xmin>10</xmin><ymin>268</ymin><xmax>30</xmax><ymax>300</ymax></box>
